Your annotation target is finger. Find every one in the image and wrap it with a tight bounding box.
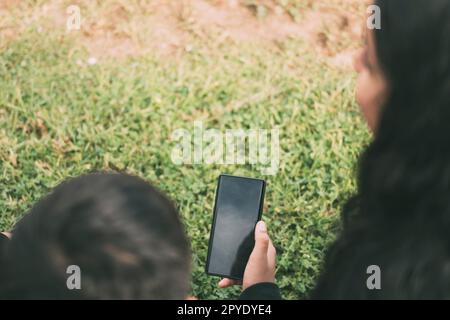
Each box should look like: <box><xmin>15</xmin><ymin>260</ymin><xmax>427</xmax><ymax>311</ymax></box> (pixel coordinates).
<box><xmin>1</xmin><ymin>232</ymin><xmax>11</xmax><ymax>239</ymax></box>
<box><xmin>254</xmin><ymin>221</ymin><xmax>270</xmax><ymax>253</ymax></box>
<box><xmin>218</xmin><ymin>278</ymin><xmax>241</xmax><ymax>288</ymax></box>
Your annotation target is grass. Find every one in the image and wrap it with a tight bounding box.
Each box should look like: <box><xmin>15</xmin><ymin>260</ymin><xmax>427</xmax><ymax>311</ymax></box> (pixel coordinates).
<box><xmin>0</xmin><ymin>1</ymin><xmax>370</xmax><ymax>300</ymax></box>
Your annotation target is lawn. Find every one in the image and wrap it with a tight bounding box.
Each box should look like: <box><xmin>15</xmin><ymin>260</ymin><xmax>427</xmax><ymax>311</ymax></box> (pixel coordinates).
<box><xmin>0</xmin><ymin>0</ymin><xmax>370</xmax><ymax>299</ymax></box>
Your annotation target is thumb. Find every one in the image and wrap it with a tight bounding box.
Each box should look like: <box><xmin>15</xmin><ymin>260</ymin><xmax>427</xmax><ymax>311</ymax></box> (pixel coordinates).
<box><xmin>253</xmin><ymin>221</ymin><xmax>270</xmax><ymax>254</ymax></box>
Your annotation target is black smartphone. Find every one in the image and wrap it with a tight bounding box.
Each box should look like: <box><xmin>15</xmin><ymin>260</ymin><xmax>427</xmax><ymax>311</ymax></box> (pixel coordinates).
<box><xmin>206</xmin><ymin>174</ymin><xmax>266</xmax><ymax>280</ymax></box>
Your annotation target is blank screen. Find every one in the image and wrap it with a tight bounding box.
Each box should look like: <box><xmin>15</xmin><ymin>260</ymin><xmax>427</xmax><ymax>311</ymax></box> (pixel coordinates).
<box><xmin>207</xmin><ymin>175</ymin><xmax>265</xmax><ymax>279</ymax></box>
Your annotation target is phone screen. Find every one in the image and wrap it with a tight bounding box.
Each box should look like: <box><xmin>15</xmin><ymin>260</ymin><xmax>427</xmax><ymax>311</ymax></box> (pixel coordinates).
<box><xmin>206</xmin><ymin>175</ymin><xmax>265</xmax><ymax>280</ymax></box>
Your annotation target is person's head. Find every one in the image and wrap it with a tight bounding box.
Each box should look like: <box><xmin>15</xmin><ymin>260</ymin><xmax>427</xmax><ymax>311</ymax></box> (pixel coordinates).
<box><xmin>314</xmin><ymin>0</ymin><xmax>450</xmax><ymax>299</ymax></box>
<box><xmin>354</xmin><ymin>0</ymin><xmax>450</xmax><ymax>134</ymax></box>
<box><xmin>1</xmin><ymin>172</ymin><xmax>190</xmax><ymax>299</ymax></box>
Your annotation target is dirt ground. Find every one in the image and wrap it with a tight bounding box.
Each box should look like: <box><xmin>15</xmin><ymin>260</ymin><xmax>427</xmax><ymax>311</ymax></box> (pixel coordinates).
<box><xmin>0</xmin><ymin>0</ymin><xmax>366</xmax><ymax>68</ymax></box>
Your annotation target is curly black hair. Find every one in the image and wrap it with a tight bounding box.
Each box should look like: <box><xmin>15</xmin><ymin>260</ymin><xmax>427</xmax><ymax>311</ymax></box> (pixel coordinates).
<box><xmin>312</xmin><ymin>0</ymin><xmax>450</xmax><ymax>299</ymax></box>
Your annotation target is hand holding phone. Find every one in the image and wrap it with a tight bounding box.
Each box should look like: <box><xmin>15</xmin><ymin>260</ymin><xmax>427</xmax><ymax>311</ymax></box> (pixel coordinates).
<box><xmin>206</xmin><ymin>175</ymin><xmax>265</xmax><ymax>279</ymax></box>
<box><xmin>218</xmin><ymin>220</ymin><xmax>276</xmax><ymax>290</ymax></box>
<box><xmin>206</xmin><ymin>175</ymin><xmax>275</xmax><ymax>283</ymax></box>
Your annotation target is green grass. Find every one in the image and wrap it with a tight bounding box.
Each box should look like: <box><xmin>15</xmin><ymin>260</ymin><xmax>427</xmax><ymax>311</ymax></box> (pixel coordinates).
<box><xmin>0</xmin><ymin>22</ymin><xmax>369</xmax><ymax>299</ymax></box>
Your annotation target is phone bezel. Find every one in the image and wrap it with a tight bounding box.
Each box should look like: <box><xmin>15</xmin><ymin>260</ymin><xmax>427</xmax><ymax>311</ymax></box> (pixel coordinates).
<box><xmin>205</xmin><ymin>174</ymin><xmax>266</xmax><ymax>280</ymax></box>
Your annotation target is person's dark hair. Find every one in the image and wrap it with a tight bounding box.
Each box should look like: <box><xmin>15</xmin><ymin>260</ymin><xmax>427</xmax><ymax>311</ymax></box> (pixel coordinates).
<box><xmin>1</xmin><ymin>172</ymin><xmax>190</xmax><ymax>299</ymax></box>
<box><xmin>312</xmin><ymin>0</ymin><xmax>450</xmax><ymax>299</ymax></box>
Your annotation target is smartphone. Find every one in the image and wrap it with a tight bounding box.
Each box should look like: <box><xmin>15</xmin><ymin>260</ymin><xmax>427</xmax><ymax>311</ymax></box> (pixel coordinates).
<box><xmin>206</xmin><ymin>174</ymin><xmax>266</xmax><ymax>280</ymax></box>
